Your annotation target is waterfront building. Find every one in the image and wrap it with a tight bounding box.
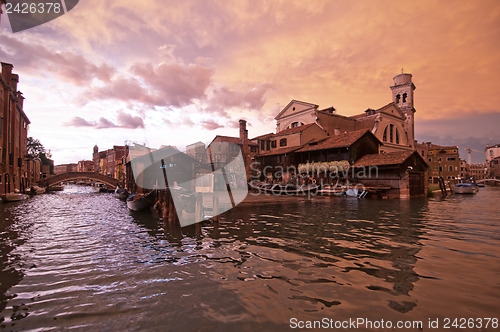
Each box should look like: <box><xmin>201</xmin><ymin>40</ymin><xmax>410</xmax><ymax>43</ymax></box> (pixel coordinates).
<box><xmin>92</xmin><ymin>145</ymin><xmax>126</xmax><ymax>179</ymax></box>
<box><xmin>274</xmin><ymin>72</ymin><xmax>417</xmax><ymax>153</ymax></box>
<box><xmin>208</xmin><ymin>120</ymin><xmax>258</xmax><ymax>173</ymax></box>
<box><xmin>77</xmin><ymin>160</ymin><xmax>94</xmax><ymax>172</ymax></box>
<box><xmin>488</xmin><ymin>156</ymin><xmax>500</xmax><ymax>179</ymax></box>
<box><xmin>255</xmin><ymin>129</ymin><xmax>380</xmax><ymax>182</ymax></box>
<box><xmin>352</xmin><ymin>150</ymin><xmax>428</xmax><ymax>198</ymax></box>
<box><xmin>415</xmin><ymin>142</ymin><xmax>460</xmax><ymax>183</ymax></box>
<box><xmin>468</xmin><ymin>163</ymin><xmax>487</xmax><ymax>181</ymax></box>
<box><xmin>39</xmin><ymin>153</ymin><xmax>54</xmax><ymax>180</ymax></box>
<box><xmin>26</xmin><ymin>156</ymin><xmax>41</xmax><ymax>186</ymax></box>
<box><xmin>54</xmin><ymin>163</ymin><xmax>78</xmax><ymax>175</ymax></box>
<box><xmin>255</xmin><ymin>123</ymin><xmax>328</xmax><ymax>156</ymax></box>
<box><xmin>186</xmin><ymin>141</ymin><xmax>208</xmax><ymax>165</ymax></box>
<box><xmin>0</xmin><ymin>62</ymin><xmax>33</xmax><ymax>194</ymax></box>
<box><xmin>460</xmin><ymin>159</ymin><xmax>468</xmax><ymax>180</ymax></box>
<box><xmin>485</xmin><ymin>144</ymin><xmax>500</xmax><ymax>163</ymax></box>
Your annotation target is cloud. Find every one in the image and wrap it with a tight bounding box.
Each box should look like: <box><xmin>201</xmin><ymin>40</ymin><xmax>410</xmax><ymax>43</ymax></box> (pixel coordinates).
<box><xmin>67</xmin><ymin>116</ymin><xmax>94</xmax><ymax>127</ymax></box>
<box><xmin>200</xmin><ymin>119</ymin><xmax>224</xmax><ymax>130</ymax></box>
<box><xmin>0</xmin><ymin>34</ymin><xmax>115</xmax><ymax>84</ymax></box>
<box><xmin>131</xmin><ymin>62</ymin><xmax>213</xmax><ymax>107</ymax></box>
<box><xmin>86</xmin><ymin>61</ymin><xmax>213</xmax><ymax>109</ymax></box>
<box><xmin>96</xmin><ymin>117</ymin><xmax>118</xmax><ymax>129</ymax></box>
<box><xmin>204</xmin><ymin>84</ymin><xmax>270</xmax><ymax>115</ymax></box>
<box><xmin>90</xmin><ymin>76</ymin><xmax>154</xmax><ymax>104</ymax></box>
<box><xmin>117</xmin><ymin>110</ymin><xmax>144</xmax><ymax>129</ymax></box>
<box><xmin>66</xmin><ymin>111</ymin><xmax>144</xmax><ymax>129</ymax></box>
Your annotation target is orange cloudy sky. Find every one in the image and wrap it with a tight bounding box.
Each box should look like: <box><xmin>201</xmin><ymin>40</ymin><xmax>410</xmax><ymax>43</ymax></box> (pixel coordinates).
<box><xmin>1</xmin><ymin>0</ymin><xmax>499</xmax><ymax>163</ymax></box>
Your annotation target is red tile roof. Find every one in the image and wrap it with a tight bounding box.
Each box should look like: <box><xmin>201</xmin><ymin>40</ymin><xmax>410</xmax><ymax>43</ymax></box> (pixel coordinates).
<box><xmin>353</xmin><ymin>150</ymin><xmax>415</xmax><ymax>167</ymax></box>
<box><xmin>256</xmin><ymin>146</ymin><xmax>303</xmax><ymax>157</ymax></box>
<box><xmin>252</xmin><ymin>133</ymin><xmax>274</xmax><ymax>140</ymax></box>
<box><xmin>209</xmin><ymin>135</ymin><xmax>257</xmax><ymax>146</ymax></box>
<box><xmin>275</xmin><ymin>123</ymin><xmax>318</xmax><ymax>136</ymax></box>
<box><xmin>295</xmin><ymin>129</ymin><xmax>374</xmax><ymax>152</ymax></box>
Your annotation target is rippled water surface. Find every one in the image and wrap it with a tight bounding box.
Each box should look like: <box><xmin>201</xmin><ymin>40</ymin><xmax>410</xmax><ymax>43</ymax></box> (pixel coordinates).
<box><xmin>0</xmin><ymin>185</ymin><xmax>499</xmax><ymax>331</ymax></box>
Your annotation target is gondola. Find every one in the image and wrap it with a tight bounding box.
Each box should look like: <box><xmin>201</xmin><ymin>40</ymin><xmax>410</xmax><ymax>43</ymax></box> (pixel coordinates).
<box><xmin>114</xmin><ymin>187</ymin><xmax>129</xmax><ymax>200</ymax></box>
<box><xmin>126</xmin><ymin>190</ymin><xmax>157</xmax><ymax>211</ymax></box>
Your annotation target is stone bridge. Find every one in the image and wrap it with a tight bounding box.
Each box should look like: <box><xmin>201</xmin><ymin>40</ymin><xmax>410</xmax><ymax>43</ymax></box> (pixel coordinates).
<box><xmin>476</xmin><ymin>178</ymin><xmax>500</xmax><ymax>184</ymax></box>
<box><xmin>38</xmin><ymin>172</ymin><xmax>120</xmax><ymax>188</ymax></box>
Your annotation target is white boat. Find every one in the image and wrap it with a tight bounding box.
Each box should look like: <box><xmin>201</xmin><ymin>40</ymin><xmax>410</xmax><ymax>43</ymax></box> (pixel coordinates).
<box><xmin>1</xmin><ymin>192</ymin><xmax>29</xmax><ymax>202</ymax></box>
<box><xmin>454</xmin><ymin>183</ymin><xmax>478</xmax><ymax>194</ymax></box>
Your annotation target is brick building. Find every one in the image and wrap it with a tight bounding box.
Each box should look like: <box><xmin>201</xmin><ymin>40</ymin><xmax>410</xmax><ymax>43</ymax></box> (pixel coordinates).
<box><xmin>54</xmin><ymin>163</ymin><xmax>78</xmax><ymax>175</ymax></box>
<box><xmin>488</xmin><ymin>156</ymin><xmax>500</xmax><ymax>179</ymax></box>
<box><xmin>273</xmin><ymin>73</ymin><xmax>417</xmax><ymax>153</ymax></box>
<box><xmin>77</xmin><ymin>160</ymin><xmax>94</xmax><ymax>172</ymax></box>
<box><xmin>0</xmin><ymin>62</ymin><xmax>34</xmax><ymax>194</ymax></box>
<box><xmin>92</xmin><ymin>145</ymin><xmax>127</xmax><ymax>180</ymax></box>
<box><xmin>416</xmin><ymin>142</ymin><xmax>460</xmax><ymax>183</ymax></box>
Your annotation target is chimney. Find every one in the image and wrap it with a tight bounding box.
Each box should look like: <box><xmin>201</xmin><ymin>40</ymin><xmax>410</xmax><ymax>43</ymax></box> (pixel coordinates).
<box><xmin>1</xmin><ymin>62</ymin><xmax>13</xmax><ymax>81</ymax></box>
<box><xmin>239</xmin><ymin>119</ymin><xmax>248</xmax><ymax>145</ymax></box>
<box><xmin>11</xmin><ymin>74</ymin><xmax>19</xmax><ymax>92</ymax></box>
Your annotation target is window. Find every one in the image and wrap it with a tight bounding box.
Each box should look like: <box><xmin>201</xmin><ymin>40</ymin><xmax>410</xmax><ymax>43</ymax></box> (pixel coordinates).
<box><xmin>449</xmin><ymin>166</ymin><xmax>453</xmax><ymax>172</ymax></box>
<box><xmin>403</xmin><ymin>93</ymin><xmax>407</xmax><ymax>103</ymax></box>
<box><xmin>396</xmin><ymin>94</ymin><xmax>400</xmax><ymax>103</ymax></box>
<box><xmin>490</xmin><ymin>150</ymin><xmax>494</xmax><ymax>156</ymax></box>
<box><xmin>291</xmin><ymin>122</ymin><xmax>299</xmax><ymax>128</ymax></box>
<box><xmin>395</xmin><ymin>128</ymin><xmax>400</xmax><ymax>144</ymax></box>
<box><xmin>271</xmin><ymin>140</ymin><xmax>277</xmax><ymax>148</ymax></box>
<box><xmin>260</xmin><ymin>140</ymin><xmax>265</xmax><ymax>150</ymax></box>
<box><xmin>428</xmin><ymin>158</ymin><xmax>432</xmax><ymax>162</ymax></box>
<box><xmin>447</xmin><ymin>157</ymin><xmax>455</xmax><ymax>161</ymax></box>
<box><xmin>383</xmin><ymin>126</ymin><xmax>388</xmax><ymax>142</ymax></box>
<box><xmin>279</xmin><ymin>138</ymin><xmax>287</xmax><ymax>147</ymax></box>
<box><xmin>389</xmin><ymin>124</ymin><xmax>394</xmax><ymax>143</ymax></box>
<box><xmin>438</xmin><ymin>157</ymin><xmax>442</xmax><ymax>161</ymax></box>
<box><xmin>266</xmin><ymin>140</ymin><xmax>270</xmax><ymax>150</ymax></box>
<box><xmin>439</xmin><ymin>166</ymin><xmax>443</xmax><ymax>172</ymax></box>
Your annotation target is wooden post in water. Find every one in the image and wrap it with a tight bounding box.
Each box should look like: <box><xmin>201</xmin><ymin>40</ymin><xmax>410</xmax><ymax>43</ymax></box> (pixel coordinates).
<box><xmin>195</xmin><ymin>192</ymin><xmax>203</xmax><ymax>222</ymax></box>
<box><xmin>212</xmin><ymin>194</ymin><xmax>219</xmax><ymax>222</ymax></box>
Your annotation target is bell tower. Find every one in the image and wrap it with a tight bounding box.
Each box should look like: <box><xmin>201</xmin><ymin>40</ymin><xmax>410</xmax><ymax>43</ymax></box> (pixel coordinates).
<box><xmin>390</xmin><ymin>71</ymin><xmax>416</xmax><ymax>147</ymax></box>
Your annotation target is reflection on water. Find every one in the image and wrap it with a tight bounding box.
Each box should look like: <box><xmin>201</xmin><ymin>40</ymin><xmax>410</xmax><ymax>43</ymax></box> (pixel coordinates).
<box><xmin>0</xmin><ymin>185</ymin><xmax>499</xmax><ymax>330</ymax></box>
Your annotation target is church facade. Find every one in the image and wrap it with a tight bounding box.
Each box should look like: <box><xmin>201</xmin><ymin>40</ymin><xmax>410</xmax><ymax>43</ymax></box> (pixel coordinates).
<box><xmin>274</xmin><ymin>73</ymin><xmax>417</xmax><ymax>153</ymax></box>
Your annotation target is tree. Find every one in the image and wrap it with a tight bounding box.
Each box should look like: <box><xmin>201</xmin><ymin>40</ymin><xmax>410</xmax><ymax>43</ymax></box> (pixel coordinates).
<box><xmin>27</xmin><ymin>137</ymin><xmax>52</xmax><ymax>158</ymax></box>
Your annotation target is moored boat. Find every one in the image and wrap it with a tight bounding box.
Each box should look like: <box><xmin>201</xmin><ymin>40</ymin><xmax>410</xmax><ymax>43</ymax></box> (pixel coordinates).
<box><xmin>454</xmin><ymin>183</ymin><xmax>478</xmax><ymax>194</ymax></box>
<box><xmin>114</xmin><ymin>187</ymin><xmax>129</xmax><ymax>200</ymax></box>
<box><xmin>48</xmin><ymin>184</ymin><xmax>64</xmax><ymax>191</ymax></box>
<box><xmin>25</xmin><ymin>185</ymin><xmax>46</xmax><ymax>195</ymax></box>
<box><xmin>126</xmin><ymin>190</ymin><xmax>157</xmax><ymax>211</ymax></box>
<box><xmin>1</xmin><ymin>192</ymin><xmax>29</xmax><ymax>202</ymax></box>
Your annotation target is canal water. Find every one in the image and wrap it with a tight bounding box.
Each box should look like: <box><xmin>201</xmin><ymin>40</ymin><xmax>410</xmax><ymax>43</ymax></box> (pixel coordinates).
<box><xmin>0</xmin><ymin>185</ymin><xmax>499</xmax><ymax>331</ymax></box>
